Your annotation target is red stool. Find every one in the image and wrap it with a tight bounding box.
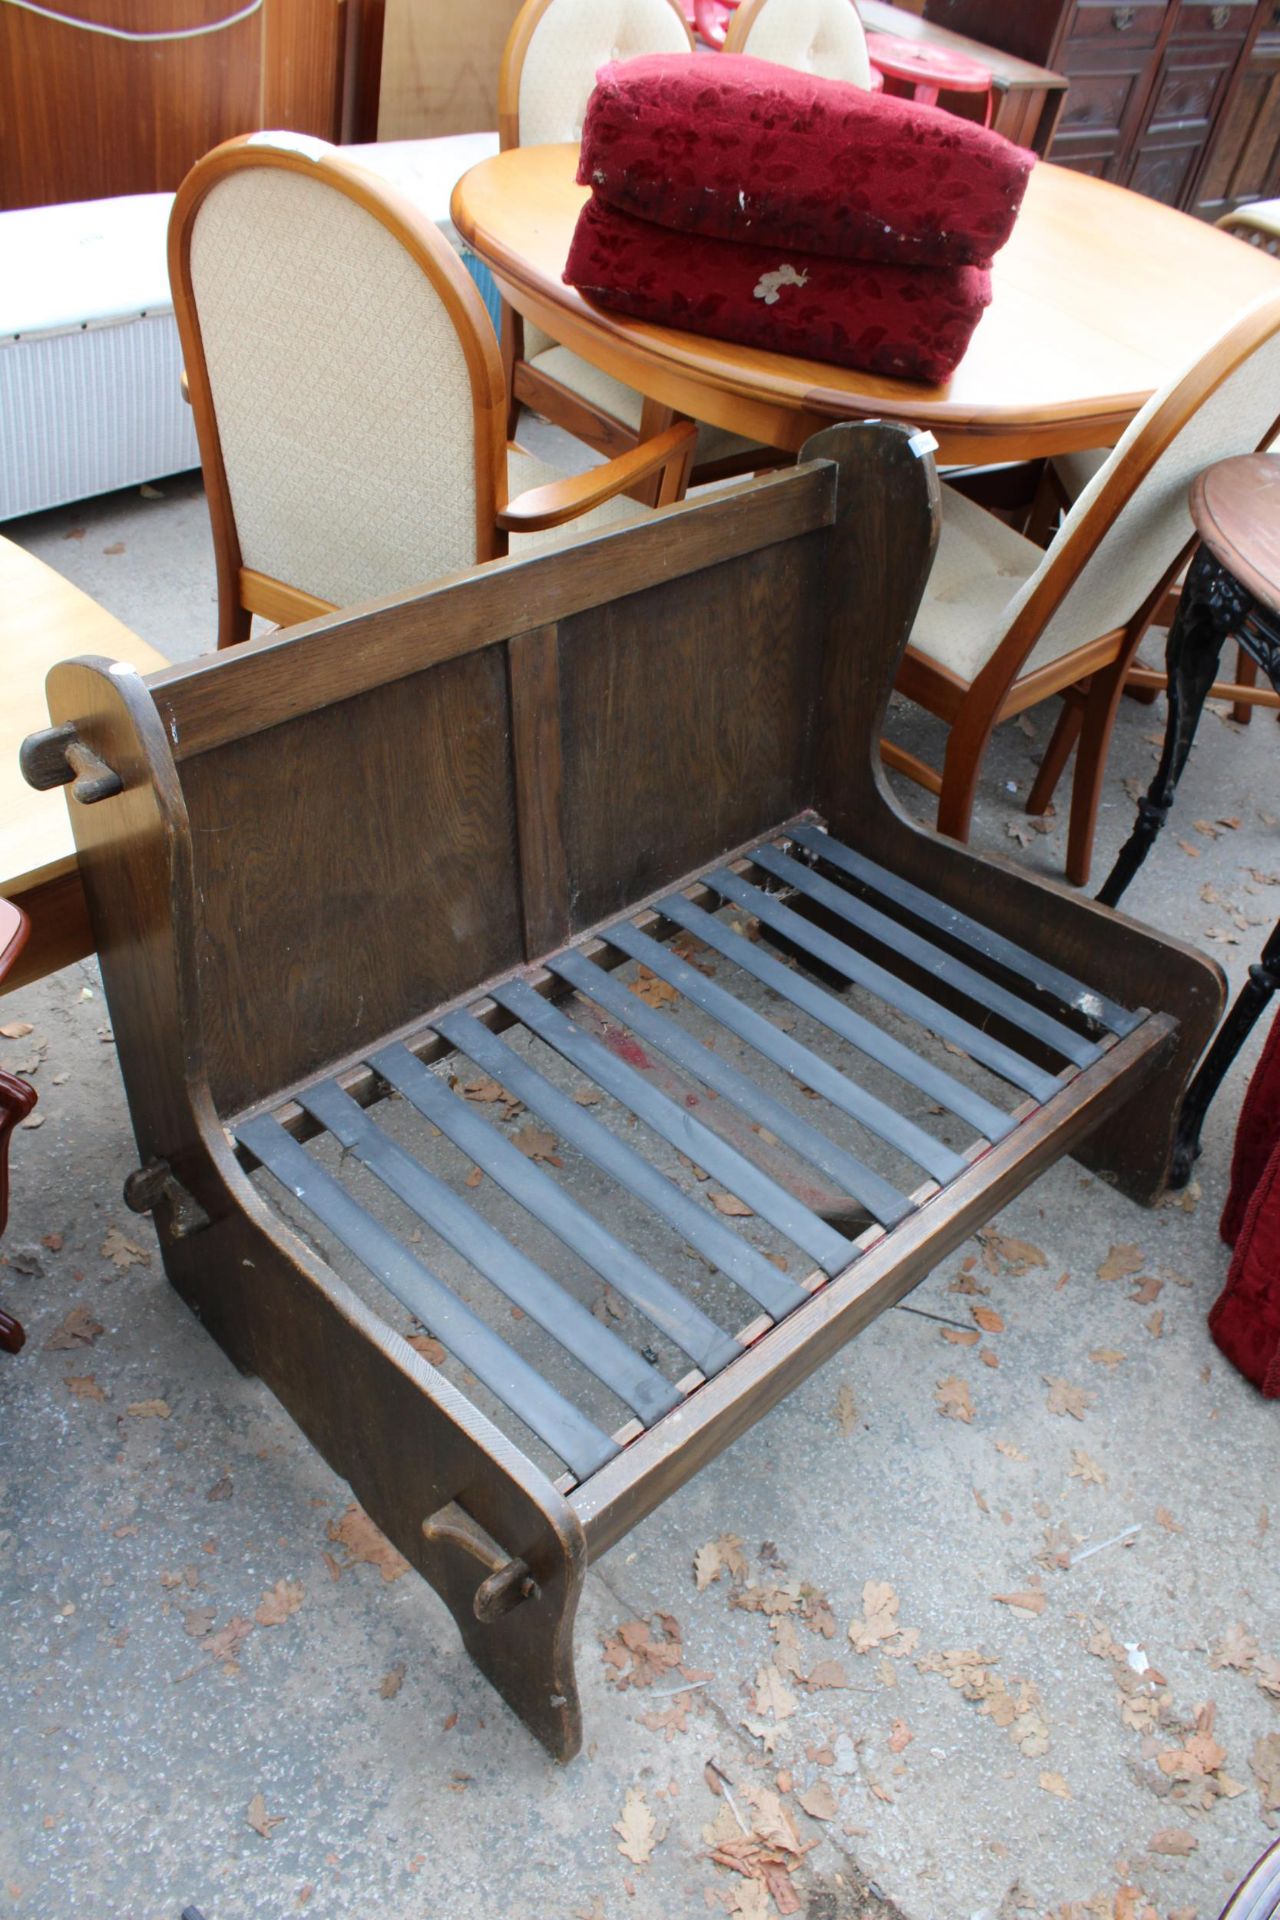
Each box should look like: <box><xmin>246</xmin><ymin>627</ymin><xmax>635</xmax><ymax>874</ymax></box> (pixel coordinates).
<box><xmin>865</xmin><ymin>29</ymin><xmax>992</xmax><ymax>125</ymax></box>
<box><xmin>694</xmin><ymin>0</ymin><xmax>737</xmax><ymax>49</ymax></box>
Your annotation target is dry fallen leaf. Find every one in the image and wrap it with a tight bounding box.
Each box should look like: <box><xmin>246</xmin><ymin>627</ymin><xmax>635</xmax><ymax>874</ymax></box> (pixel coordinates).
<box><xmin>994</xmin><ymin>1589</ymin><xmax>1047</xmax><ymax>1616</ymax></box>
<box><xmin>42</xmin><ymin>1306</ymin><xmax>103</xmax><ymax>1351</ymax></box>
<box><xmin>246</xmin><ymin>1792</ymin><xmax>283</xmax><ymax>1839</ymax></box>
<box><xmin>100</xmin><ymin>1225</ymin><xmax>150</xmax><ymax>1270</ymax></box>
<box><xmin>126</xmin><ymin>1399</ymin><xmax>171</xmax><ymax>1420</ymax></box>
<box><xmin>254</xmin><ymin>1578</ymin><xmax>304</xmax><ymax>1627</ymax></box>
<box><xmin>980</xmin><ymin>1229</ymin><xmax>1046</xmax><ymax>1275</ymax></box>
<box><xmin>848</xmin><ymin>1580</ymin><xmax>918</xmax><ymax>1658</ymax></box>
<box><xmin>1044</xmin><ymin>1377</ymin><xmax>1093</xmax><ymax>1420</ymax></box>
<box><xmin>805</xmin><ymin>1659</ymin><xmax>848</xmax><ymax>1691</ymax></box>
<box><xmin>1097</xmin><ymin>1244</ymin><xmax>1144</xmax><ymax>1282</ymax></box>
<box><xmin>936</xmin><ymin>1376</ymin><xmax>974</xmax><ymax>1424</ymax></box>
<box><xmin>0</xmin><ymin>1019</ymin><xmax>34</xmax><ymax>1039</ymax></box>
<box><xmin>327</xmin><ymin>1504</ymin><xmax>410</xmax><ymax>1582</ymax></box>
<box><xmin>1149</xmin><ymin>1828</ymin><xmax>1197</xmax><ymax>1856</ymax></box>
<box><xmin>379</xmin><ymin>1663</ymin><xmax>406</xmax><ymax>1699</ymax></box>
<box><xmin>797</xmin><ymin>1784</ymin><xmax>838</xmax><ymax>1821</ymax></box>
<box><xmin>888</xmin><ymin>1718</ymin><xmax>914</xmax><ymax>1753</ymax></box>
<box><xmin>1069</xmin><ymin>1448</ymin><xmax>1107</xmax><ymax>1488</ymax></box>
<box><xmin>710</xmin><ymin>1191</ymin><xmax>754</xmax><ymax>1217</ymax></box>
<box><xmin>972</xmin><ymin>1306</ymin><xmax>1004</xmax><ymax>1334</ymax></box>
<box><xmin>205</xmin><ymin>1615</ymin><xmax>254</xmax><ymax>1665</ymax></box>
<box><xmin>1089</xmin><ymin>1348</ymin><xmax>1126</xmax><ymax>1369</ymax></box>
<box><xmin>834</xmin><ymin>1383</ymin><xmax>858</xmax><ymax>1435</ymax></box>
<box><xmin>995</xmin><ymin>1440</ymin><xmax>1028</xmax><ymax>1461</ymax></box>
<box><xmin>1039</xmin><ymin>1770</ymin><xmax>1071</xmax><ymax>1801</ymax></box>
<box><xmin>628</xmin><ymin>965</ymin><xmax>680</xmax><ymax>1010</ymax></box>
<box><xmin>754</xmin><ymin>1664</ymin><xmax>798</xmax><ymax>1721</ymax></box>
<box><xmin>1155</xmin><ymin>1506</ymin><xmax>1182</xmax><ymax>1534</ymax></box>
<box><xmin>941</xmin><ymin>1327</ymin><xmax>980</xmax><ymax>1347</ymax></box>
<box><xmin>602</xmin><ymin>1614</ymin><xmax>695</xmax><ymax>1690</ymax></box>
<box><xmin>64</xmin><ymin>1374</ymin><xmax>106</xmax><ymax>1402</ymax></box>
<box><xmin>1252</xmin><ymin>1733</ymin><xmax>1280</xmax><ymax>1814</ymax></box>
<box><xmin>1209</xmin><ymin>1623</ymin><xmax>1258</xmax><ymax>1672</ymax></box>
<box><xmin>613</xmin><ymin>1787</ymin><xmax>658</xmax><ymax>1864</ymax></box>
<box><xmin>407</xmin><ymin>1333</ymin><xmax>446</xmax><ymax>1366</ymax></box>
<box><xmin>694</xmin><ymin>1534</ymin><xmax>748</xmax><ymax>1591</ymax></box>
<box><xmin>512</xmin><ymin>1125</ymin><xmax>561</xmax><ymax>1165</ymax></box>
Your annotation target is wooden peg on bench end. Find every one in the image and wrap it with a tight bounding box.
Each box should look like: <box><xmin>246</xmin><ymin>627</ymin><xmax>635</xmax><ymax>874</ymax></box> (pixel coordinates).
<box><xmin>20</xmin><ymin>723</ymin><xmax>123</xmax><ymax>805</ymax></box>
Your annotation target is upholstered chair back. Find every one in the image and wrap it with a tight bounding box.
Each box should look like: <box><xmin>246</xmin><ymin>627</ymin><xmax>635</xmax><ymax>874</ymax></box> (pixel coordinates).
<box><xmin>1000</xmin><ymin>292</ymin><xmax>1280</xmax><ymax>679</ymax></box>
<box><xmin>502</xmin><ymin>0</ymin><xmax>693</xmax><ymax>364</ymax></box>
<box><xmin>171</xmin><ymin>135</ymin><xmax>506</xmax><ymax>615</ymax></box>
<box><xmin>724</xmin><ymin>0</ymin><xmax>871</xmax><ymax>86</ymax></box>
<box><xmin>514</xmin><ymin>0</ymin><xmax>692</xmax><ymax>147</ymax></box>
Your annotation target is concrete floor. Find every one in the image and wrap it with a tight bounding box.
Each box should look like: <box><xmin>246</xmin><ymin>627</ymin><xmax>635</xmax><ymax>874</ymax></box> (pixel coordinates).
<box><xmin>2</xmin><ymin>456</ymin><xmax>1278</xmax><ymax>1920</ymax></box>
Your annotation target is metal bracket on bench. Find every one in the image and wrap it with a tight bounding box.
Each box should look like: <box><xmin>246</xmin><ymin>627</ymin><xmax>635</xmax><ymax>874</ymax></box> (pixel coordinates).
<box><xmin>20</xmin><ymin>723</ymin><xmax>123</xmax><ymax>805</ymax></box>
<box><xmin>123</xmin><ymin>1158</ymin><xmax>211</xmax><ymax>1239</ymax></box>
<box><xmin>422</xmin><ymin>1500</ymin><xmax>541</xmax><ymax>1622</ymax></box>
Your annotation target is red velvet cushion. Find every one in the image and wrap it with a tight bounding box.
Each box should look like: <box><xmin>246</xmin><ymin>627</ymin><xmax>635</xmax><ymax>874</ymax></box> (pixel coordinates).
<box><xmin>576</xmin><ymin>53</ymin><xmax>1035</xmax><ymax>270</ymax></box>
<box><xmin>1221</xmin><ymin>1003</ymin><xmax>1280</xmax><ymax>1245</ymax></box>
<box><xmin>1210</xmin><ymin>1132</ymin><xmax>1280</xmax><ymax>1398</ymax></box>
<box><xmin>564</xmin><ymin>192</ymin><xmax>992</xmax><ymax>383</ymax></box>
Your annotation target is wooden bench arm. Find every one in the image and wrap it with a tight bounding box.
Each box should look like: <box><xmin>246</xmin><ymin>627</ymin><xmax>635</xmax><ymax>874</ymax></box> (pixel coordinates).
<box><xmin>497</xmin><ymin>422</ymin><xmax>697</xmax><ymax>532</ymax></box>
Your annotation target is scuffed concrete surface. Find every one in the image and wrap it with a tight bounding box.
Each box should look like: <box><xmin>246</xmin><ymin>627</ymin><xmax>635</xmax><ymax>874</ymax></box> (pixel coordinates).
<box><xmin>2</xmin><ymin>465</ymin><xmax>1278</xmax><ymax>1920</ymax></box>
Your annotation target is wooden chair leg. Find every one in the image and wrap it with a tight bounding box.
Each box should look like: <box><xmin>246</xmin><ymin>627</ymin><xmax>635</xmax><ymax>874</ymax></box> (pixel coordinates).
<box><xmin>217</xmin><ymin>601</ymin><xmax>253</xmax><ymax>650</ymax></box>
<box><xmin>1065</xmin><ymin>662</ymin><xmax>1130</xmax><ymax>887</ymax></box>
<box><xmin>936</xmin><ymin>711</ymin><xmax>998</xmax><ymax>846</ymax></box>
<box><xmin>1026</xmin><ymin>693</ymin><xmax>1084</xmax><ymax>816</ymax></box>
<box><xmin>1233</xmin><ymin>643</ymin><xmax>1258</xmax><ymax>724</ymax></box>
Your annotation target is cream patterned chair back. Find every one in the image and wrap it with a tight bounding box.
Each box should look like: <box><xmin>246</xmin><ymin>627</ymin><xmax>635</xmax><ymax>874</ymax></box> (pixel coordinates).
<box><xmin>170</xmin><ymin>134</ymin><xmax>507</xmax><ymax>628</ymax></box>
<box><xmin>993</xmin><ymin>291</ymin><xmax>1280</xmax><ymax>681</ymax></box>
<box><xmin>724</xmin><ymin>0</ymin><xmax>871</xmax><ymax>86</ymax></box>
<box><xmin>506</xmin><ymin>0</ymin><xmax>693</xmax><ymax>148</ymax></box>
<box><xmin>500</xmin><ymin>0</ymin><xmax>693</xmax><ymax>364</ymax></box>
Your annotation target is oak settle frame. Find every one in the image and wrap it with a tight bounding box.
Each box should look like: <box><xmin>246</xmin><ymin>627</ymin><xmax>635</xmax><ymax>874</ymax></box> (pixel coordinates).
<box><xmin>25</xmin><ymin>424</ymin><xmax>1223</xmax><ymax>1760</ymax></box>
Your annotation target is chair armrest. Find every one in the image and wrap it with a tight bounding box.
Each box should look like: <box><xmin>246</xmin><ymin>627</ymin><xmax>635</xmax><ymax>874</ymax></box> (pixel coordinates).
<box><xmin>497</xmin><ymin>422</ymin><xmax>697</xmax><ymax>533</ymax></box>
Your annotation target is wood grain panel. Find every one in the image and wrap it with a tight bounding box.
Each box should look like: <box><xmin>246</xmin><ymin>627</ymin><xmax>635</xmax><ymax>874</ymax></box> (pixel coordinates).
<box><xmin>182</xmin><ymin>648</ymin><xmax>522</xmax><ymax>1115</ymax></box>
<box><xmin>556</xmin><ymin>537</ymin><xmax>826</xmax><ymax>934</ymax></box>
<box><xmin>376</xmin><ymin>0</ymin><xmax>521</xmax><ymax>139</ymax></box>
<box><xmin>0</xmin><ymin>0</ymin><xmax>349</xmax><ymax>210</ymax></box>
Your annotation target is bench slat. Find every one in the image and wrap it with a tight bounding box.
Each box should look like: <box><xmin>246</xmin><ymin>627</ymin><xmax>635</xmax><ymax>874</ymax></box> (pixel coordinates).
<box><xmin>655</xmin><ymin>893</ymin><xmax>1014</xmax><ymax>1140</ymax></box>
<box><xmin>296</xmin><ymin>1078</ymin><xmax>682</xmax><ymax>1427</ymax></box>
<box><xmin>493</xmin><ymin>979</ymin><xmax>858</xmax><ymax>1278</ymax></box>
<box><xmin>753</xmin><ymin>842</ymin><xmax>1103</xmax><ymax>1069</ymax></box>
<box><xmin>597</xmin><ymin>919</ymin><xmax>965</xmax><ymax>1185</ymax></box>
<box><xmin>550</xmin><ymin>946</ymin><xmax>914</xmax><ymax>1226</ymax></box>
<box><xmin>369</xmin><ymin>1041</ymin><xmax>742</xmax><ymax>1377</ymax></box>
<box><xmin>789</xmin><ymin>824</ymin><xmax>1141</xmax><ymax>1037</ymax></box>
<box><xmin>710</xmin><ymin>870</ymin><xmax>1063</xmax><ymax>1103</ymax></box>
<box><xmin>238</xmin><ymin>1113</ymin><xmax>619</xmax><ymax>1479</ymax></box>
<box><xmin>435</xmin><ymin>1009</ymin><xmax>808</xmax><ymax>1320</ymax></box>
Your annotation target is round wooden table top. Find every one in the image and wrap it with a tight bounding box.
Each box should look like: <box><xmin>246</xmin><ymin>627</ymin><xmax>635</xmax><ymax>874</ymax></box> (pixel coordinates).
<box><xmin>452</xmin><ymin>145</ymin><xmax>1280</xmax><ymax>464</ymax></box>
<box><xmin>1191</xmin><ymin>453</ymin><xmax>1280</xmax><ymax>616</ymax></box>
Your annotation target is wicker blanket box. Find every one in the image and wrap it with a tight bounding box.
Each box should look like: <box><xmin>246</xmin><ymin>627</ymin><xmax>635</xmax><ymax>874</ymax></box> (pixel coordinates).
<box><xmin>23</xmin><ymin>423</ymin><xmax>1224</xmax><ymax>1760</ymax></box>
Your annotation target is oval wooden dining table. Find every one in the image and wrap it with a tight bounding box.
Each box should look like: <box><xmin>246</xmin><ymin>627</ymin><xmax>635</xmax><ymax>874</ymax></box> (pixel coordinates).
<box><xmin>452</xmin><ymin>144</ymin><xmax>1280</xmax><ymax>466</ymax></box>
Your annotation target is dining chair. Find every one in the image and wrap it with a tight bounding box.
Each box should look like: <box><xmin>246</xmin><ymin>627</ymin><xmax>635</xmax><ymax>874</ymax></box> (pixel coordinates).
<box><xmin>721</xmin><ymin>0</ymin><xmax>872</xmax><ymax>86</ymax></box>
<box><xmin>886</xmin><ymin>289</ymin><xmax>1280</xmax><ymax>887</ymax></box>
<box><xmin>496</xmin><ymin>0</ymin><xmax>762</xmax><ymax>482</ymax></box>
<box><xmin>169</xmin><ymin>134</ymin><xmax>696</xmax><ymax>650</ymax></box>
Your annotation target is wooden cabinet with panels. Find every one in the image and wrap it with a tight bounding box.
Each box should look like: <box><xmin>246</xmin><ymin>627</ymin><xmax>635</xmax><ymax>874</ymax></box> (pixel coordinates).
<box><xmin>923</xmin><ymin>0</ymin><xmax>1279</xmax><ymax>216</ymax></box>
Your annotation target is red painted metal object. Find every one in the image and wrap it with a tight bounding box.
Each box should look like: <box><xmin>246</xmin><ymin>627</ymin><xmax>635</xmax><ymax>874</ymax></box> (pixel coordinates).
<box><xmin>865</xmin><ymin>28</ymin><xmax>992</xmax><ymax>123</ymax></box>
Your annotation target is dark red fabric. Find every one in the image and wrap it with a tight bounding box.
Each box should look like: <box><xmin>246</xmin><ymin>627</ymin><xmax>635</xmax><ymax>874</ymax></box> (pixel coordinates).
<box><xmin>1210</xmin><ymin>1131</ymin><xmax>1280</xmax><ymax>1397</ymax></box>
<box><xmin>564</xmin><ymin>192</ymin><xmax>991</xmax><ymax>382</ymax></box>
<box><xmin>1221</xmin><ymin>1002</ymin><xmax>1280</xmax><ymax>1245</ymax></box>
<box><xmin>576</xmin><ymin>53</ymin><xmax>1034</xmax><ymax>270</ymax></box>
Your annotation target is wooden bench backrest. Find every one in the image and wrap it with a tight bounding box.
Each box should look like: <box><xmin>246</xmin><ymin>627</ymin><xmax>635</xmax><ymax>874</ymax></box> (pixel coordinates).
<box><xmin>125</xmin><ymin>426</ymin><xmax>938</xmax><ymax>1117</ymax></box>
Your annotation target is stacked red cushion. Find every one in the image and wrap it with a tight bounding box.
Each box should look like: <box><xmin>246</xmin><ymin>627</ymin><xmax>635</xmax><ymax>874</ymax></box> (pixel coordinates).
<box><xmin>564</xmin><ymin>53</ymin><xmax>1033</xmax><ymax>382</ymax></box>
<box><xmin>565</xmin><ymin>193</ymin><xmax>992</xmax><ymax>384</ymax></box>
<box><xmin>576</xmin><ymin>53</ymin><xmax>1035</xmax><ymax>270</ymax></box>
